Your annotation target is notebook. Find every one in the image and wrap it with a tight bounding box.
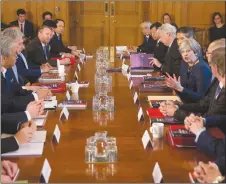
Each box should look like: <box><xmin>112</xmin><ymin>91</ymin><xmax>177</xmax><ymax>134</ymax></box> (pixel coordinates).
<box><xmin>58</xmin><ymin>100</ymin><xmax>87</xmax><ymax>109</ymax></box>
<box><xmin>130</xmin><ymin>53</ymin><xmax>154</xmax><ymax>71</ymax></box>
<box><xmin>2</xmin><ymin>143</ymin><xmax>44</xmax><ymax>157</ymax></box>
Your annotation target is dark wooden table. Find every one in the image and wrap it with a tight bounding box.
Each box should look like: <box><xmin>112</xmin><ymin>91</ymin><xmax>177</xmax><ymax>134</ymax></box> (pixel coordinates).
<box><xmin>4</xmin><ymin>57</ymin><xmax>213</xmax><ymax>183</ymax></box>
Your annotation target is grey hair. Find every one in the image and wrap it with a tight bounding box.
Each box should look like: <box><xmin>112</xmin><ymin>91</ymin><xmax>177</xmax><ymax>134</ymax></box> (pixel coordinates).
<box><xmin>0</xmin><ymin>35</ymin><xmax>15</xmax><ymax>57</ymax></box>
<box><xmin>159</xmin><ymin>23</ymin><xmax>176</xmax><ymax>38</ymax></box>
<box><xmin>140</xmin><ymin>21</ymin><xmax>152</xmax><ymax>28</ymax></box>
<box><xmin>179</xmin><ymin>38</ymin><xmax>202</xmax><ymax>57</ymax></box>
<box><xmin>209</xmin><ymin>38</ymin><xmax>226</xmax><ymax>51</ymax></box>
<box><xmin>2</xmin><ymin>28</ymin><xmax>24</xmax><ymax>40</ymax></box>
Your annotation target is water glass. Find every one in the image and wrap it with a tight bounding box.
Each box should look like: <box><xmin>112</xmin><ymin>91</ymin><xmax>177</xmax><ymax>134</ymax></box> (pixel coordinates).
<box><xmin>107</xmin><ymin>96</ymin><xmax>114</xmax><ymax>112</ymax></box>
<box><xmin>85</xmin><ymin>145</ymin><xmax>96</xmax><ymax>163</ymax></box>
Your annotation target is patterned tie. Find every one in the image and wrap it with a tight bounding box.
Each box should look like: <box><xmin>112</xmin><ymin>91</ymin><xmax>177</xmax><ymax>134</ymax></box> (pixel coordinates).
<box><xmin>5</xmin><ymin>70</ymin><xmax>11</xmax><ymax>92</ymax></box>
<box><xmin>214</xmin><ymin>85</ymin><xmax>222</xmax><ymax>99</ymax></box>
<box><xmin>43</xmin><ymin>45</ymin><xmax>48</xmax><ymax>60</ymax></box>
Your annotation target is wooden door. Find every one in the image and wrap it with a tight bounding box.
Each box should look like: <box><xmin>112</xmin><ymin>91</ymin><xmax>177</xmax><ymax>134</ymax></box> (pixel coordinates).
<box><xmin>72</xmin><ymin>1</ymin><xmax>110</xmax><ymax>53</ymax></box>
<box><xmin>109</xmin><ymin>1</ymin><xmax>143</xmax><ymax>47</ymax></box>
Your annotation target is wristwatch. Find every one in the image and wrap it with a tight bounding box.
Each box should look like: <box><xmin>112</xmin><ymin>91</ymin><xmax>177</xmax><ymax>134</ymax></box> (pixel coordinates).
<box><xmin>213</xmin><ymin>176</ymin><xmax>225</xmax><ymax>183</ymax></box>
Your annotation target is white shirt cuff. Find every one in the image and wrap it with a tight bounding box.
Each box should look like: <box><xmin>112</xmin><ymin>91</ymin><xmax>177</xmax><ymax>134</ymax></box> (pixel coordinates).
<box><xmin>175</xmin><ymin>105</ymin><xmax>179</xmax><ymax>110</ymax></box>
<box><xmin>40</xmin><ymin>69</ymin><xmax>44</xmax><ymax>73</ymax></box>
<box><xmin>14</xmin><ymin>136</ymin><xmax>20</xmax><ymax>146</ymax></box>
<box><xmin>32</xmin><ymin>92</ymin><xmax>39</xmax><ymax>101</ymax></box>
<box><xmin>22</xmin><ymin>86</ymin><xmax>26</xmax><ymax>89</ymax></box>
<box><xmin>25</xmin><ymin>111</ymin><xmax>32</xmax><ymax>121</ymax></box>
<box><xmin>195</xmin><ymin>127</ymin><xmax>206</xmax><ymax>142</ymax></box>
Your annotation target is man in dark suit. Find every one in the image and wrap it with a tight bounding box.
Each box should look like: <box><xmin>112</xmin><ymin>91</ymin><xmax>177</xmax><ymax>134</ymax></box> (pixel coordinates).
<box><xmin>25</xmin><ymin>25</ymin><xmax>71</xmax><ymax>67</ymax></box>
<box><xmin>150</xmin><ymin>22</ymin><xmax>168</xmax><ymax>69</ymax></box>
<box><xmin>149</xmin><ymin>23</ymin><xmax>182</xmax><ymax>76</ymax></box>
<box><xmin>10</xmin><ymin>9</ymin><xmax>34</xmax><ymax>39</ymax></box>
<box><xmin>137</xmin><ymin>21</ymin><xmax>157</xmax><ymax>54</ymax></box>
<box><xmin>176</xmin><ymin>26</ymin><xmax>195</xmax><ymax>46</ymax></box>
<box><xmin>1</xmin><ymin>22</ymin><xmax>8</xmax><ymax>31</ymax></box>
<box><xmin>42</xmin><ymin>11</ymin><xmax>53</xmax><ymax>21</ymax></box>
<box><xmin>159</xmin><ymin>40</ymin><xmax>225</xmax><ymax>121</ymax></box>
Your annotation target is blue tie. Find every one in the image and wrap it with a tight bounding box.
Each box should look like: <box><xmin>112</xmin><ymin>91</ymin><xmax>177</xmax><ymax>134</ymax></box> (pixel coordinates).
<box><xmin>12</xmin><ymin>65</ymin><xmax>19</xmax><ymax>83</ymax></box>
<box><xmin>5</xmin><ymin>70</ymin><xmax>11</xmax><ymax>92</ymax></box>
<box><xmin>43</xmin><ymin>45</ymin><xmax>48</xmax><ymax>60</ymax></box>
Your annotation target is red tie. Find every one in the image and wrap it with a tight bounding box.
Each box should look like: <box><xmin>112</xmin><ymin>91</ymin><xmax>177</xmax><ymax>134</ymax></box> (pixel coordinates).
<box><xmin>20</xmin><ymin>24</ymin><xmax>23</xmax><ymax>33</ymax></box>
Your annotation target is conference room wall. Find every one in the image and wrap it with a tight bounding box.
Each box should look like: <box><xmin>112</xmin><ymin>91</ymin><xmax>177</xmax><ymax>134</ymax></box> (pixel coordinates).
<box><xmin>1</xmin><ymin>1</ymin><xmax>225</xmax><ymax>48</ymax></box>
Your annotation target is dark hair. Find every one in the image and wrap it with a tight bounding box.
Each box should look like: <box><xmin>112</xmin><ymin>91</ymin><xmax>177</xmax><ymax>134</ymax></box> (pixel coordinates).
<box><xmin>38</xmin><ymin>25</ymin><xmax>52</xmax><ymax>33</ymax></box>
<box><xmin>42</xmin><ymin>11</ymin><xmax>53</xmax><ymax>20</ymax></box>
<box><xmin>17</xmin><ymin>9</ymin><xmax>26</xmax><ymax>16</ymax></box>
<box><xmin>177</xmin><ymin>27</ymin><xmax>195</xmax><ymax>39</ymax></box>
<box><xmin>163</xmin><ymin>13</ymin><xmax>171</xmax><ymax>21</ymax></box>
<box><xmin>150</xmin><ymin>22</ymin><xmax>162</xmax><ymax>30</ymax></box>
<box><xmin>42</xmin><ymin>20</ymin><xmax>57</xmax><ymax>28</ymax></box>
<box><xmin>54</xmin><ymin>19</ymin><xmax>65</xmax><ymax>25</ymax></box>
<box><xmin>212</xmin><ymin>12</ymin><xmax>223</xmax><ymax>25</ymax></box>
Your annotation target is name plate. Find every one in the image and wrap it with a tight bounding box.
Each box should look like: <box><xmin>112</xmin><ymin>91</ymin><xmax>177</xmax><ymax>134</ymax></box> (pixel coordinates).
<box><xmin>142</xmin><ymin>130</ymin><xmax>151</xmax><ymax>149</ymax></box>
<box><xmin>66</xmin><ymin>90</ymin><xmax>71</xmax><ymax>100</ymax></box>
<box><xmin>129</xmin><ymin>80</ymin><xmax>134</xmax><ymax>89</ymax></box>
<box><xmin>53</xmin><ymin>124</ymin><xmax>61</xmax><ymax>143</ymax></box>
<box><xmin>77</xmin><ymin>63</ymin><xmax>81</xmax><ymax>72</ymax></box>
<box><xmin>138</xmin><ymin>107</ymin><xmax>144</xmax><ymax>122</ymax></box>
<box><xmin>40</xmin><ymin>159</ymin><xmax>52</xmax><ymax>183</ymax></box>
<box><xmin>59</xmin><ymin>106</ymin><xmax>69</xmax><ymax>120</ymax></box>
<box><xmin>133</xmin><ymin>92</ymin><xmax>139</xmax><ymax>104</ymax></box>
<box><xmin>74</xmin><ymin>71</ymin><xmax>79</xmax><ymax>79</ymax></box>
<box><xmin>152</xmin><ymin>162</ymin><xmax>163</xmax><ymax>183</ymax></box>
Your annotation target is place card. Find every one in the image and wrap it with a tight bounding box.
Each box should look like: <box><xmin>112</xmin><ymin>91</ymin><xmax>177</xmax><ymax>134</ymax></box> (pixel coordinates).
<box><xmin>59</xmin><ymin>106</ymin><xmax>69</xmax><ymax>120</ymax></box>
<box><xmin>142</xmin><ymin>130</ymin><xmax>151</xmax><ymax>149</ymax></box>
<box><xmin>122</xmin><ymin>58</ymin><xmax>126</xmax><ymax>64</ymax></box>
<box><xmin>53</xmin><ymin>124</ymin><xmax>61</xmax><ymax>143</ymax></box>
<box><xmin>133</xmin><ymin>92</ymin><xmax>139</xmax><ymax>104</ymax></box>
<box><xmin>66</xmin><ymin>90</ymin><xmax>71</xmax><ymax>100</ymax></box>
<box><xmin>122</xmin><ymin>63</ymin><xmax>129</xmax><ymax>72</ymax></box>
<box><xmin>74</xmin><ymin>71</ymin><xmax>79</xmax><ymax>79</ymax></box>
<box><xmin>152</xmin><ymin>162</ymin><xmax>163</xmax><ymax>183</ymax></box>
<box><xmin>138</xmin><ymin>107</ymin><xmax>144</xmax><ymax>122</ymax></box>
<box><xmin>77</xmin><ymin>63</ymin><xmax>81</xmax><ymax>72</ymax></box>
<box><xmin>13</xmin><ymin>169</ymin><xmax>20</xmax><ymax>182</ymax></box>
<box><xmin>129</xmin><ymin>80</ymin><xmax>134</xmax><ymax>89</ymax></box>
<box><xmin>40</xmin><ymin>159</ymin><xmax>52</xmax><ymax>183</ymax></box>
<box><xmin>120</xmin><ymin>54</ymin><xmax>123</xmax><ymax>60</ymax></box>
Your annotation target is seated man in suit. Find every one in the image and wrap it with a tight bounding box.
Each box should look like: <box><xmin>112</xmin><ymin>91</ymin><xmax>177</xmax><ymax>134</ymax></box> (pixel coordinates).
<box><xmin>49</xmin><ymin>19</ymin><xmax>78</xmax><ymax>58</ymax></box>
<box><xmin>176</xmin><ymin>26</ymin><xmax>195</xmax><ymax>46</ymax></box>
<box><xmin>1</xmin><ymin>160</ymin><xmax>18</xmax><ymax>183</ymax></box>
<box><xmin>150</xmin><ymin>22</ymin><xmax>168</xmax><ymax>70</ymax></box>
<box><xmin>149</xmin><ymin>23</ymin><xmax>182</xmax><ymax>76</ymax></box>
<box><xmin>25</xmin><ymin>25</ymin><xmax>71</xmax><ymax>67</ymax></box>
<box><xmin>162</xmin><ymin>13</ymin><xmax>178</xmax><ymax>30</ymax></box>
<box><xmin>0</xmin><ymin>35</ymin><xmax>51</xmax><ymax>106</ymax></box>
<box><xmin>42</xmin><ymin>11</ymin><xmax>53</xmax><ymax>21</ymax></box>
<box><xmin>10</xmin><ymin>9</ymin><xmax>34</xmax><ymax>39</ymax></box>
<box><xmin>3</xmin><ymin>27</ymin><xmax>50</xmax><ymax>84</ymax></box>
<box><xmin>137</xmin><ymin>21</ymin><xmax>157</xmax><ymax>54</ymax></box>
<box><xmin>1</xmin><ymin>22</ymin><xmax>8</xmax><ymax>31</ymax></box>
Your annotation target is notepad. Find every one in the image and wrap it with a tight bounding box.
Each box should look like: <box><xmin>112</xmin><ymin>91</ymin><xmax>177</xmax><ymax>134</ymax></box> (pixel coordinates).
<box><xmin>147</xmin><ymin>96</ymin><xmax>181</xmax><ymax>102</ymax></box>
<box><xmin>44</xmin><ymin>100</ymin><xmax>57</xmax><ymax>109</ymax></box>
<box><xmin>2</xmin><ymin>143</ymin><xmax>44</xmax><ymax>157</ymax></box>
<box><xmin>1</xmin><ymin>131</ymin><xmax>47</xmax><ymax>143</ymax></box>
<box><xmin>33</xmin><ymin>111</ymin><xmax>49</xmax><ymax>119</ymax></box>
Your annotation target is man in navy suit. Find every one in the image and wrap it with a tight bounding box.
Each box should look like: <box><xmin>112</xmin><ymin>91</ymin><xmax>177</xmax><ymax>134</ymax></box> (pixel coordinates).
<box><xmin>137</xmin><ymin>21</ymin><xmax>157</xmax><ymax>54</ymax></box>
<box><xmin>10</xmin><ymin>9</ymin><xmax>34</xmax><ymax>39</ymax></box>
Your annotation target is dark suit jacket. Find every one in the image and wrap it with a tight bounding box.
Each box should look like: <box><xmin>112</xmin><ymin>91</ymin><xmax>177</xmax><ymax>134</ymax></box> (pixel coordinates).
<box><xmin>10</xmin><ymin>20</ymin><xmax>34</xmax><ymax>38</ymax></box>
<box><xmin>25</xmin><ymin>37</ymin><xmax>57</xmax><ymax>67</ymax></box>
<box><xmin>177</xmin><ymin>58</ymin><xmax>212</xmax><ymax>103</ymax></box>
<box><xmin>1</xmin><ymin>72</ymin><xmax>35</xmax><ymax>107</ymax></box>
<box><xmin>137</xmin><ymin>35</ymin><xmax>157</xmax><ymax>54</ymax></box>
<box><xmin>1</xmin><ymin>137</ymin><xmax>19</xmax><ymax>154</ymax></box>
<box><xmin>153</xmin><ymin>41</ymin><xmax>168</xmax><ymax>65</ymax></box>
<box><xmin>197</xmin><ymin>131</ymin><xmax>225</xmax><ymax>160</ymax></box>
<box><xmin>16</xmin><ymin>53</ymin><xmax>41</xmax><ymax>83</ymax></box>
<box><xmin>205</xmin><ymin>115</ymin><xmax>226</xmax><ymax>135</ymax></box>
<box><xmin>1</xmin><ymin>22</ymin><xmax>8</xmax><ymax>31</ymax></box>
<box><xmin>49</xmin><ymin>32</ymin><xmax>71</xmax><ymax>57</ymax></box>
<box><xmin>161</xmin><ymin>39</ymin><xmax>182</xmax><ymax>77</ymax></box>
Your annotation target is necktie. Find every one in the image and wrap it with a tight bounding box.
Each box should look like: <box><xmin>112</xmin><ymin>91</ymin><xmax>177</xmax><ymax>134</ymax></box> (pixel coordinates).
<box><xmin>20</xmin><ymin>24</ymin><xmax>23</xmax><ymax>33</ymax></box>
<box><xmin>214</xmin><ymin>85</ymin><xmax>221</xmax><ymax>99</ymax></box>
<box><xmin>43</xmin><ymin>45</ymin><xmax>48</xmax><ymax>60</ymax></box>
<box><xmin>5</xmin><ymin>70</ymin><xmax>11</xmax><ymax>92</ymax></box>
<box><xmin>12</xmin><ymin>65</ymin><xmax>19</xmax><ymax>83</ymax></box>
<box><xmin>57</xmin><ymin>35</ymin><xmax>60</xmax><ymax>41</ymax></box>
<box><xmin>146</xmin><ymin>37</ymin><xmax>149</xmax><ymax>43</ymax></box>
<box><xmin>19</xmin><ymin>53</ymin><xmax>29</xmax><ymax>69</ymax></box>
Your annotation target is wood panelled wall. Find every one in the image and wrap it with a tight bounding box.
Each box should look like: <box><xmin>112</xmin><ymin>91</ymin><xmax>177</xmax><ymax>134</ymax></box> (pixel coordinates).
<box><xmin>1</xmin><ymin>1</ymin><xmax>225</xmax><ymax>46</ymax></box>
<box><xmin>1</xmin><ymin>0</ymin><xmax>70</xmax><ymax>44</ymax></box>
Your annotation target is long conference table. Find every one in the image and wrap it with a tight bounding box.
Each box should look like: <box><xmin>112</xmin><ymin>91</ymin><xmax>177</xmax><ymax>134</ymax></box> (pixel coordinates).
<box><xmin>4</xmin><ymin>50</ymin><xmax>217</xmax><ymax>183</ymax></box>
